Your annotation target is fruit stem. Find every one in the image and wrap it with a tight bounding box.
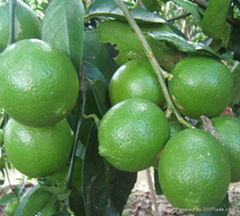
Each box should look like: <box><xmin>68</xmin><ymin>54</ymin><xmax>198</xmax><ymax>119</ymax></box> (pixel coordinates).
<box><xmin>4</xmin><ymin>167</ymin><xmax>19</xmax><ymax>199</ymax></box>
<box><xmin>114</xmin><ymin>0</ymin><xmax>194</xmax><ymax>129</ymax></box>
<box><xmin>200</xmin><ymin>115</ymin><xmax>219</xmax><ymax>139</ymax></box>
<box><xmin>145</xmin><ymin>168</ymin><xmax>160</xmax><ymax>216</ymax></box>
<box><xmin>8</xmin><ymin>0</ymin><xmax>17</xmax><ymax>46</ymax></box>
<box><xmin>83</xmin><ymin>113</ymin><xmax>100</xmax><ymax>127</ymax></box>
<box><xmin>167</xmin><ymin>13</ymin><xmax>191</xmax><ymax>22</ymax></box>
<box><xmin>127</xmin><ymin>0</ymin><xmax>139</xmax><ymax>10</ymax></box>
<box><xmin>64</xmin><ymin>63</ymin><xmax>86</xmax><ymax>206</ymax></box>
<box><xmin>138</xmin><ymin>0</ymin><xmax>146</xmax><ymax>9</ymax></box>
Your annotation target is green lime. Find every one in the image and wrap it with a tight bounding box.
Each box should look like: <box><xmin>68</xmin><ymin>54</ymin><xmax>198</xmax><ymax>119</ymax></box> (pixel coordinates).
<box><xmin>98</xmin><ymin>98</ymin><xmax>169</xmax><ymax>172</ymax></box>
<box><xmin>0</xmin><ymin>0</ymin><xmax>41</xmax><ymax>51</ymax></box>
<box><xmin>109</xmin><ymin>60</ymin><xmax>165</xmax><ymax>107</ymax></box>
<box><xmin>159</xmin><ymin>128</ymin><xmax>230</xmax><ymax>211</ymax></box>
<box><xmin>169</xmin><ymin>56</ymin><xmax>234</xmax><ymax>119</ymax></box>
<box><xmin>212</xmin><ymin>116</ymin><xmax>240</xmax><ymax>182</ymax></box>
<box><xmin>0</xmin><ymin>39</ymin><xmax>79</xmax><ymax>127</ymax></box>
<box><xmin>4</xmin><ymin>118</ymin><xmax>73</xmax><ymax>177</ymax></box>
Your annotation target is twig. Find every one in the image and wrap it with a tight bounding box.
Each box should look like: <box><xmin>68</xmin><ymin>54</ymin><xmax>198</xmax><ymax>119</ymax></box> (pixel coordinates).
<box><xmin>4</xmin><ymin>0</ymin><xmax>17</xmax><ymax>198</ymax></box>
<box><xmin>145</xmin><ymin>169</ymin><xmax>160</xmax><ymax>216</ymax></box>
<box><xmin>128</xmin><ymin>0</ymin><xmax>139</xmax><ymax>10</ymax></box>
<box><xmin>139</xmin><ymin>0</ymin><xmax>146</xmax><ymax>9</ymax></box>
<box><xmin>167</xmin><ymin>12</ymin><xmax>191</xmax><ymax>22</ymax></box>
<box><xmin>64</xmin><ymin>63</ymin><xmax>86</xmax><ymax>204</ymax></box>
<box><xmin>200</xmin><ymin>115</ymin><xmax>219</xmax><ymax>139</ymax></box>
<box><xmin>4</xmin><ymin>167</ymin><xmax>19</xmax><ymax>199</ymax></box>
<box><xmin>8</xmin><ymin>0</ymin><xmax>16</xmax><ymax>46</ymax></box>
<box><xmin>114</xmin><ymin>0</ymin><xmax>194</xmax><ymax>129</ymax></box>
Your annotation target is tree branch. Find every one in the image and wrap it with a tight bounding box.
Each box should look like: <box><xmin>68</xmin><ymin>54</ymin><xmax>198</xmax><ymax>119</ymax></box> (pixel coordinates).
<box><xmin>8</xmin><ymin>0</ymin><xmax>16</xmax><ymax>46</ymax></box>
<box><xmin>114</xmin><ymin>0</ymin><xmax>194</xmax><ymax>129</ymax></box>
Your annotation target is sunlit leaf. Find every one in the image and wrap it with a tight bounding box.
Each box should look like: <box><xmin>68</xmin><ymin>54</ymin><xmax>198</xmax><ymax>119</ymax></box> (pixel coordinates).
<box><xmin>42</xmin><ymin>0</ymin><xmax>85</xmax><ymax>70</ymax></box>
<box><xmin>86</xmin><ymin>0</ymin><xmax>166</xmax><ymax>23</ymax></box>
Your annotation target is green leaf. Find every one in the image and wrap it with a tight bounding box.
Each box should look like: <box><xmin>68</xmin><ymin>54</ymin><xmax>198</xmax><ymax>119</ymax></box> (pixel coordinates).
<box><xmin>232</xmin><ymin>63</ymin><xmax>240</xmax><ymax>104</ymax></box>
<box><xmin>172</xmin><ymin>0</ymin><xmax>202</xmax><ymax>21</ymax></box>
<box><xmin>84</xmin><ymin>62</ymin><xmax>109</xmax><ymax>117</ymax></box>
<box><xmin>149</xmin><ymin>32</ymin><xmax>195</xmax><ymax>52</ymax></box>
<box><xmin>98</xmin><ymin>20</ymin><xmax>146</xmax><ymax>64</ymax></box>
<box><xmin>82</xmin><ymin>123</ymin><xmax>137</xmax><ymax>216</ymax></box>
<box><xmin>141</xmin><ymin>0</ymin><xmax>161</xmax><ymax>12</ymax></box>
<box><xmin>38</xmin><ymin>196</ymin><xmax>58</xmax><ymax>216</ymax></box>
<box><xmin>42</xmin><ymin>0</ymin><xmax>85</xmax><ymax>70</ymax></box>
<box><xmin>83</xmin><ymin>30</ymin><xmax>118</xmax><ymax>83</ymax></box>
<box><xmin>14</xmin><ymin>185</ymin><xmax>54</xmax><ymax>216</ymax></box>
<box><xmin>195</xmin><ymin>194</ymin><xmax>229</xmax><ymax>216</ymax></box>
<box><xmin>69</xmin><ymin>189</ymin><xmax>85</xmax><ymax>216</ymax></box>
<box><xmin>0</xmin><ymin>193</ymin><xmax>16</xmax><ymax>205</ymax></box>
<box><xmin>153</xmin><ymin>169</ymin><xmax>163</xmax><ymax>195</ymax></box>
<box><xmin>148</xmin><ymin>32</ymin><xmax>229</xmax><ymax>60</ymax></box>
<box><xmin>202</xmin><ymin>0</ymin><xmax>231</xmax><ymax>47</ymax></box>
<box><xmin>39</xmin><ymin>186</ymin><xmax>71</xmax><ymax>201</ymax></box>
<box><xmin>98</xmin><ymin>20</ymin><xmax>184</xmax><ymax>71</ymax></box>
<box><xmin>230</xmin><ymin>26</ymin><xmax>240</xmax><ymax>61</ymax></box>
<box><xmin>86</xmin><ymin>0</ymin><xmax>166</xmax><ymax>23</ymax></box>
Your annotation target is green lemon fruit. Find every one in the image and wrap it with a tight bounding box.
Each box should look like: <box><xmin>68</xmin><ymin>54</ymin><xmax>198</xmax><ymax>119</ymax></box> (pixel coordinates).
<box><xmin>0</xmin><ymin>39</ymin><xmax>79</xmax><ymax>127</ymax></box>
<box><xmin>5</xmin><ymin>199</ymin><xmax>19</xmax><ymax>216</ymax></box>
<box><xmin>98</xmin><ymin>98</ymin><xmax>169</xmax><ymax>172</ymax></box>
<box><xmin>0</xmin><ymin>0</ymin><xmax>41</xmax><ymax>51</ymax></box>
<box><xmin>212</xmin><ymin>116</ymin><xmax>240</xmax><ymax>182</ymax></box>
<box><xmin>109</xmin><ymin>60</ymin><xmax>165</xmax><ymax>107</ymax></box>
<box><xmin>169</xmin><ymin>56</ymin><xmax>234</xmax><ymax>119</ymax></box>
<box><xmin>159</xmin><ymin>128</ymin><xmax>230</xmax><ymax>211</ymax></box>
<box><xmin>4</xmin><ymin>118</ymin><xmax>73</xmax><ymax>177</ymax></box>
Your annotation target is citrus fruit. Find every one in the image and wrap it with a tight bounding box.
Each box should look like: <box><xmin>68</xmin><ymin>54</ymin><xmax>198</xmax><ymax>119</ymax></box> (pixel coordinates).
<box><xmin>212</xmin><ymin>116</ymin><xmax>240</xmax><ymax>182</ymax></box>
<box><xmin>169</xmin><ymin>55</ymin><xmax>234</xmax><ymax>119</ymax></box>
<box><xmin>0</xmin><ymin>0</ymin><xmax>41</xmax><ymax>51</ymax></box>
<box><xmin>4</xmin><ymin>118</ymin><xmax>73</xmax><ymax>177</ymax></box>
<box><xmin>109</xmin><ymin>60</ymin><xmax>165</xmax><ymax>107</ymax></box>
<box><xmin>158</xmin><ymin>128</ymin><xmax>230</xmax><ymax>211</ymax></box>
<box><xmin>98</xmin><ymin>98</ymin><xmax>169</xmax><ymax>172</ymax></box>
<box><xmin>0</xmin><ymin>39</ymin><xmax>79</xmax><ymax>127</ymax></box>
<box><xmin>5</xmin><ymin>199</ymin><xmax>19</xmax><ymax>216</ymax></box>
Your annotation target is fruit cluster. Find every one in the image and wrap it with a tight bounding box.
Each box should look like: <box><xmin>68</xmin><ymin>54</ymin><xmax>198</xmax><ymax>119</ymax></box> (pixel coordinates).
<box><xmin>99</xmin><ymin>55</ymin><xmax>238</xmax><ymax>211</ymax></box>
<box><xmin>0</xmin><ymin>0</ymin><xmax>239</xmax><ymax>214</ymax></box>
<box><xmin>0</xmin><ymin>1</ymin><xmax>79</xmax><ymax>178</ymax></box>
